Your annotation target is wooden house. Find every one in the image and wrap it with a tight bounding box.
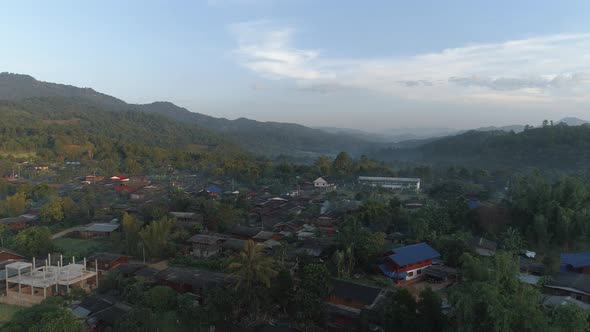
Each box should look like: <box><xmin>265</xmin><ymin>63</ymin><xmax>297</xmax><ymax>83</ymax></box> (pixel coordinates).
<box><xmin>188</xmin><ymin>234</ymin><xmax>225</xmax><ymax>257</ymax></box>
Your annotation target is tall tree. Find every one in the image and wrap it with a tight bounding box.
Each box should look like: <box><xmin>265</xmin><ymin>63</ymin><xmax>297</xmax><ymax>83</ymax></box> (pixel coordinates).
<box><xmin>122</xmin><ymin>213</ymin><xmax>143</xmax><ymax>255</ymax></box>
<box><xmin>314</xmin><ymin>156</ymin><xmax>333</xmax><ymax>176</ymax></box>
<box><xmin>40</xmin><ymin>197</ymin><xmax>65</xmax><ymax>223</ymax></box>
<box><xmin>229</xmin><ymin>240</ymin><xmax>278</xmax><ymax>293</ymax></box>
<box><xmin>333</xmin><ymin>151</ymin><xmax>353</xmax><ymax>177</ymax></box>
<box><xmin>139</xmin><ymin>217</ymin><xmax>174</xmax><ymax>258</ymax></box>
<box><xmin>15</xmin><ymin>226</ymin><xmax>52</xmax><ymax>257</ymax></box>
<box><xmin>384</xmin><ymin>288</ymin><xmax>418</xmax><ymax>331</ymax></box>
<box><xmin>417</xmin><ymin>287</ymin><xmax>447</xmax><ymax>332</ymax></box>
<box><xmin>6</xmin><ymin>192</ymin><xmax>27</xmax><ymax>216</ymax></box>
<box><xmin>295</xmin><ymin>264</ymin><xmax>331</xmax><ymax>329</ymax></box>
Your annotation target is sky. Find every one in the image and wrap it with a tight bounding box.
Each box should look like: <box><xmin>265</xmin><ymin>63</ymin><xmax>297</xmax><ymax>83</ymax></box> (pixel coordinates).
<box><xmin>2</xmin><ymin>0</ymin><xmax>590</xmax><ymax>130</ymax></box>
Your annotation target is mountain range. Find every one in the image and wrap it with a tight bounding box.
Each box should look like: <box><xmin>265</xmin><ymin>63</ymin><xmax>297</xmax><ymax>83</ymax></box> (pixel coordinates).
<box><xmin>2</xmin><ymin>72</ymin><xmax>590</xmax><ymax>164</ymax></box>
<box><xmin>0</xmin><ymin>73</ymin><xmax>382</xmax><ymax>158</ymax></box>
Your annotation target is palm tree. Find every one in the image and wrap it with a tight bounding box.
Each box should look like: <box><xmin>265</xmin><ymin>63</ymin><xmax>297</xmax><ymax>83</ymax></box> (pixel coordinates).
<box><xmin>228</xmin><ymin>240</ymin><xmax>278</xmax><ymax>295</ymax></box>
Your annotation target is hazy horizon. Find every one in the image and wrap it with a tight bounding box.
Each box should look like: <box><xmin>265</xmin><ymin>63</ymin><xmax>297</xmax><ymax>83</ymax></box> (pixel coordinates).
<box><xmin>3</xmin><ymin>1</ymin><xmax>590</xmax><ymax>130</ymax></box>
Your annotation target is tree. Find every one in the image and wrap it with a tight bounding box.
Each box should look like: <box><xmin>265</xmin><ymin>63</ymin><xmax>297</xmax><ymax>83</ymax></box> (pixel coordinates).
<box><xmin>384</xmin><ymin>288</ymin><xmax>418</xmax><ymax>331</ymax></box>
<box><xmin>271</xmin><ymin>269</ymin><xmax>294</xmax><ymax>313</ymax></box>
<box><xmin>144</xmin><ymin>285</ymin><xmax>178</xmax><ymax>311</ymax></box>
<box><xmin>550</xmin><ymin>303</ymin><xmax>589</xmax><ymax>331</ymax></box>
<box><xmin>15</xmin><ymin>226</ymin><xmax>52</xmax><ymax>257</ymax></box>
<box><xmin>122</xmin><ymin>213</ymin><xmax>143</xmax><ymax>255</ymax></box>
<box><xmin>295</xmin><ymin>264</ymin><xmax>331</xmax><ymax>328</ymax></box>
<box><xmin>6</xmin><ymin>192</ymin><xmax>27</xmax><ymax>216</ymax></box>
<box><xmin>139</xmin><ymin>216</ymin><xmax>174</xmax><ymax>258</ymax></box>
<box><xmin>417</xmin><ymin>287</ymin><xmax>446</xmax><ymax>332</ymax></box>
<box><xmin>500</xmin><ymin>227</ymin><xmax>523</xmax><ymax>253</ymax></box>
<box><xmin>0</xmin><ymin>224</ymin><xmax>8</xmax><ymax>247</ymax></box>
<box><xmin>40</xmin><ymin>197</ymin><xmax>65</xmax><ymax>223</ymax></box>
<box><xmin>333</xmin><ymin>151</ymin><xmax>353</xmax><ymax>177</ymax></box>
<box><xmin>228</xmin><ymin>240</ymin><xmax>278</xmax><ymax>295</ymax></box>
<box><xmin>60</xmin><ymin>197</ymin><xmax>79</xmax><ymax>219</ymax></box>
<box><xmin>451</xmin><ymin>252</ymin><xmax>549</xmax><ymax>331</ymax></box>
<box><xmin>314</xmin><ymin>156</ymin><xmax>333</xmax><ymax>176</ymax></box>
<box><xmin>113</xmin><ymin>307</ymin><xmax>155</xmax><ymax>332</ymax></box>
<box><xmin>3</xmin><ymin>302</ymin><xmax>83</xmax><ymax>332</ymax></box>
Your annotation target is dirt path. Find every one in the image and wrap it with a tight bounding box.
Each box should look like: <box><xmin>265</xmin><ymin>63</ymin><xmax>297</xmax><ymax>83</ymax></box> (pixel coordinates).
<box><xmin>51</xmin><ymin>223</ymin><xmax>93</xmax><ymax>239</ymax></box>
<box><xmin>127</xmin><ymin>259</ymin><xmax>169</xmax><ymax>271</ymax></box>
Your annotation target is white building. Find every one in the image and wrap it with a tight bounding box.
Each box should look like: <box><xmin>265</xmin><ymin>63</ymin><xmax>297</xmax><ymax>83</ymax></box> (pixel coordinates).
<box><xmin>358</xmin><ymin>176</ymin><xmax>421</xmax><ymax>192</ymax></box>
<box><xmin>313</xmin><ymin>177</ymin><xmax>336</xmax><ymax>191</ymax></box>
<box><xmin>1</xmin><ymin>255</ymin><xmax>97</xmax><ymax>307</ymax></box>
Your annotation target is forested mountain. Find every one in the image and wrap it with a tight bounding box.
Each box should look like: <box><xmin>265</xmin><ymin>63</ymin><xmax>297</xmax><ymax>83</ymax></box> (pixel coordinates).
<box><xmin>369</xmin><ymin>124</ymin><xmax>590</xmax><ymax>171</ymax></box>
<box><xmin>0</xmin><ymin>73</ymin><xmax>382</xmax><ymax>157</ymax></box>
<box><xmin>0</xmin><ymin>97</ymin><xmax>255</xmax><ymax>177</ymax></box>
<box><xmin>0</xmin><ymin>73</ymin><xmax>125</xmax><ymax>107</ymax></box>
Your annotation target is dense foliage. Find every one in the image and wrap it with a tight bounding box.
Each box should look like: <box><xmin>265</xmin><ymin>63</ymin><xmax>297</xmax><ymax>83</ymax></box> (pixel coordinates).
<box><xmin>371</xmin><ymin>123</ymin><xmax>590</xmax><ymax>172</ymax></box>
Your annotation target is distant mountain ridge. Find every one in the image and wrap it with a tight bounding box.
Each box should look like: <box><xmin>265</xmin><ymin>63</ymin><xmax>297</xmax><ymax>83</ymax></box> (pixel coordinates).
<box><xmin>0</xmin><ymin>72</ymin><xmax>383</xmax><ymax>157</ymax></box>
<box><xmin>0</xmin><ymin>72</ymin><xmax>125</xmax><ymax>107</ymax></box>
<box><xmin>368</xmin><ymin>123</ymin><xmax>590</xmax><ymax>171</ymax></box>
<box><xmin>558</xmin><ymin>117</ymin><xmax>590</xmax><ymax>126</ymax></box>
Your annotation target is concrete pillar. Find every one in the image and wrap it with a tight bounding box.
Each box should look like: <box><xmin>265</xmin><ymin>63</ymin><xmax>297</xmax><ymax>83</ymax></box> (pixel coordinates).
<box><xmin>44</xmin><ymin>287</ymin><xmax>46</xmax><ymax>298</ymax></box>
<box><xmin>95</xmin><ymin>259</ymin><xmax>99</xmax><ymax>287</ymax></box>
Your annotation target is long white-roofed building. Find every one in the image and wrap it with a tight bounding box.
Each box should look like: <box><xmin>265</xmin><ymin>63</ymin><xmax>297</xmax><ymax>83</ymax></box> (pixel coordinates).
<box><xmin>358</xmin><ymin>176</ymin><xmax>421</xmax><ymax>192</ymax></box>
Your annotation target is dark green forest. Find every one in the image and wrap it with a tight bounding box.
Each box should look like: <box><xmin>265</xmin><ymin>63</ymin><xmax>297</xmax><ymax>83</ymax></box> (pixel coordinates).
<box><xmin>370</xmin><ymin>124</ymin><xmax>590</xmax><ymax>172</ymax></box>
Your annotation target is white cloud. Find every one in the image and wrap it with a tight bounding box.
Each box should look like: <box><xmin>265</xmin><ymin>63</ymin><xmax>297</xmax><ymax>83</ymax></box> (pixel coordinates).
<box><xmin>229</xmin><ymin>21</ymin><xmax>590</xmax><ymax>104</ymax></box>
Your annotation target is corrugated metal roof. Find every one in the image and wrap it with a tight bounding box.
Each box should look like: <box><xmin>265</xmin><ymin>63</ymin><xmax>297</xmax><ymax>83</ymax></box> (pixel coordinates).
<box><xmin>358</xmin><ymin>176</ymin><xmax>420</xmax><ymax>182</ymax></box>
<box><xmin>388</xmin><ymin>242</ymin><xmax>440</xmax><ymax>267</ymax></box>
<box><xmin>84</xmin><ymin>223</ymin><xmax>119</xmax><ymax>233</ymax></box>
<box><xmin>561</xmin><ymin>251</ymin><xmax>590</xmax><ymax>268</ymax></box>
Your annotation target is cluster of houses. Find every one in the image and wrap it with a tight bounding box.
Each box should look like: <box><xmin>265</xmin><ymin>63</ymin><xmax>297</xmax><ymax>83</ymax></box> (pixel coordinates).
<box><xmin>0</xmin><ymin>172</ymin><xmax>453</xmax><ymax>330</ymax></box>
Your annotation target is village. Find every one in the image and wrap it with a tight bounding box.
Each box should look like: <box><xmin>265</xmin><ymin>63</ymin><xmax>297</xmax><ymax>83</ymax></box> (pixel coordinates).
<box><xmin>1</xmin><ymin>161</ymin><xmax>588</xmax><ymax>331</ymax></box>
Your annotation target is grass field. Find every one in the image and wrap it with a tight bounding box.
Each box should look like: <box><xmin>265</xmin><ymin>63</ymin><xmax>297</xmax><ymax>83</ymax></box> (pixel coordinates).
<box><xmin>0</xmin><ymin>304</ymin><xmax>21</xmax><ymax>327</ymax></box>
<box><xmin>53</xmin><ymin>237</ymin><xmax>112</xmax><ymax>257</ymax></box>
<box><xmin>0</xmin><ymin>151</ymin><xmax>36</xmax><ymax>158</ymax></box>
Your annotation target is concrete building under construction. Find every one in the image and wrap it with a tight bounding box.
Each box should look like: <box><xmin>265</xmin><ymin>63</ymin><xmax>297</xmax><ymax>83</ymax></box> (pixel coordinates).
<box><xmin>1</xmin><ymin>254</ymin><xmax>98</xmax><ymax>307</ymax></box>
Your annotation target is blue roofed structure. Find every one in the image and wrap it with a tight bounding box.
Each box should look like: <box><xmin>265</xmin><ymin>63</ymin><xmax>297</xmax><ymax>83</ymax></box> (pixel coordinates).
<box><xmin>380</xmin><ymin>243</ymin><xmax>441</xmax><ymax>283</ymax></box>
<box><xmin>388</xmin><ymin>242</ymin><xmax>441</xmax><ymax>267</ymax></box>
<box><xmin>206</xmin><ymin>185</ymin><xmax>223</xmax><ymax>194</ymax></box>
<box><xmin>561</xmin><ymin>251</ymin><xmax>590</xmax><ymax>274</ymax></box>
<box><xmin>467</xmin><ymin>200</ymin><xmax>481</xmax><ymax>209</ymax></box>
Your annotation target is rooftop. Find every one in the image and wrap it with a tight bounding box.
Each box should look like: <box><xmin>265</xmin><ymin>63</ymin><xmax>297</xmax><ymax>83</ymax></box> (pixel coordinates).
<box><xmin>156</xmin><ymin>267</ymin><xmax>231</xmax><ymax>289</ymax></box>
<box><xmin>83</xmin><ymin>223</ymin><xmax>120</xmax><ymax>233</ymax></box>
<box><xmin>388</xmin><ymin>242</ymin><xmax>440</xmax><ymax>267</ymax></box>
<box><xmin>358</xmin><ymin>176</ymin><xmax>420</xmax><ymax>182</ymax></box>
<box><xmin>188</xmin><ymin>234</ymin><xmax>224</xmax><ymax>245</ymax></box>
<box><xmin>87</xmin><ymin>252</ymin><xmax>127</xmax><ymax>263</ymax></box>
<box><xmin>545</xmin><ymin>272</ymin><xmax>590</xmax><ymax>295</ymax></box>
<box><xmin>561</xmin><ymin>251</ymin><xmax>590</xmax><ymax>268</ymax></box>
<box><xmin>330</xmin><ymin>278</ymin><xmax>383</xmax><ymax>307</ymax></box>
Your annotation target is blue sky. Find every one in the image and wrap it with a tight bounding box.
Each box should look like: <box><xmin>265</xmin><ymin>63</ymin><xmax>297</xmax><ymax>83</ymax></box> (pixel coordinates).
<box><xmin>2</xmin><ymin>0</ymin><xmax>590</xmax><ymax>130</ymax></box>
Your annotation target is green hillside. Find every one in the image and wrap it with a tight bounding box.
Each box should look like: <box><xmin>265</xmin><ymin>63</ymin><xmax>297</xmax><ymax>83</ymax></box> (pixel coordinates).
<box><xmin>369</xmin><ymin>124</ymin><xmax>590</xmax><ymax>171</ymax></box>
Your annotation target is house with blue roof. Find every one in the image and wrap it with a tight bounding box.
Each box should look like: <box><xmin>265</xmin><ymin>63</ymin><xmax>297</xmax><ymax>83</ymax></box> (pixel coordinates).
<box><xmin>379</xmin><ymin>242</ymin><xmax>441</xmax><ymax>283</ymax></box>
<box><xmin>561</xmin><ymin>251</ymin><xmax>590</xmax><ymax>274</ymax></box>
